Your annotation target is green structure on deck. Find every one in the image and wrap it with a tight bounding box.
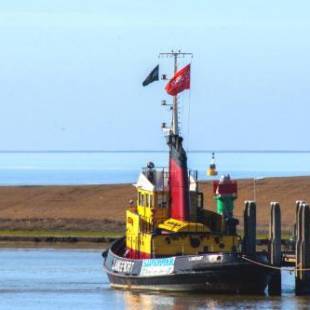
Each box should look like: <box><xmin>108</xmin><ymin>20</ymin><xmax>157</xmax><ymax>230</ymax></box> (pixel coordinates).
<box><xmin>216</xmin><ymin>195</ymin><xmax>236</xmax><ymax>216</ymax></box>
<box><xmin>213</xmin><ymin>175</ymin><xmax>237</xmax><ymax>218</ymax></box>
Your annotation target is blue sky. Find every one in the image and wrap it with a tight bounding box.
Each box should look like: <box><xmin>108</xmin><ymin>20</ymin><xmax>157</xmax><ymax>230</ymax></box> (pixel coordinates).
<box><xmin>0</xmin><ymin>1</ymin><xmax>309</xmax><ymax>151</ymax></box>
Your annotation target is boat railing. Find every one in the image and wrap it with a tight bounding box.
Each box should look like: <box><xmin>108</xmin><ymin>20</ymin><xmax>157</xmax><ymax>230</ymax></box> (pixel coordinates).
<box><xmin>142</xmin><ymin>167</ymin><xmax>169</xmax><ymax>192</ymax></box>
<box><xmin>189</xmin><ymin>170</ymin><xmax>198</xmax><ymax>181</ymax></box>
<box><xmin>110</xmin><ymin>237</ymin><xmax>127</xmax><ymax>258</ymax></box>
<box><xmin>142</xmin><ymin>167</ymin><xmax>199</xmax><ymax>188</ymax></box>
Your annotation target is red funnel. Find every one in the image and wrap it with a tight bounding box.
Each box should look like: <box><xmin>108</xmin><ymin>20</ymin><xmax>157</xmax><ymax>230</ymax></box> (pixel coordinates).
<box><xmin>168</xmin><ymin>135</ymin><xmax>189</xmax><ymax>221</ymax></box>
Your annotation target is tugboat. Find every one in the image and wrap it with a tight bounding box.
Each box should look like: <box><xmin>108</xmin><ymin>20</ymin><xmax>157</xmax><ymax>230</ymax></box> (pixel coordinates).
<box><xmin>207</xmin><ymin>152</ymin><xmax>218</xmax><ymax>176</ymax></box>
<box><xmin>103</xmin><ymin>51</ymin><xmax>271</xmax><ymax>293</ymax></box>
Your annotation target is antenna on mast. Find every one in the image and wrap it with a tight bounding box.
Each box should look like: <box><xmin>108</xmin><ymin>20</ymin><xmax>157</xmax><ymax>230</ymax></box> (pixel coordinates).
<box><xmin>159</xmin><ymin>50</ymin><xmax>193</xmax><ymax>136</ymax></box>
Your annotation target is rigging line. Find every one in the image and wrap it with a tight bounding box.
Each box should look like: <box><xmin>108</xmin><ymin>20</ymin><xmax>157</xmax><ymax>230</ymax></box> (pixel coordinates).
<box><xmin>186</xmin><ymin>58</ymin><xmax>192</xmax><ymax>153</ymax></box>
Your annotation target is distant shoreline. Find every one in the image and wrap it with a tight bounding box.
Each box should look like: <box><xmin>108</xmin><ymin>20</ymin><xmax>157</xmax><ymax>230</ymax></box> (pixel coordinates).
<box><xmin>0</xmin><ymin>175</ymin><xmax>309</xmax><ymax>247</ymax></box>
<box><xmin>0</xmin><ymin>234</ymin><xmax>115</xmax><ymax>249</ymax></box>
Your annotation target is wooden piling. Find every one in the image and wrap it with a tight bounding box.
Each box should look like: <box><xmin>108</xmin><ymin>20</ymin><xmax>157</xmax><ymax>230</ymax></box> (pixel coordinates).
<box><xmin>268</xmin><ymin>202</ymin><xmax>281</xmax><ymax>295</ymax></box>
<box><xmin>295</xmin><ymin>203</ymin><xmax>310</xmax><ymax>295</ymax></box>
<box><xmin>295</xmin><ymin>203</ymin><xmax>302</xmax><ymax>294</ymax></box>
<box><xmin>243</xmin><ymin>200</ymin><xmax>256</xmax><ymax>256</ymax></box>
<box><xmin>295</xmin><ymin>200</ymin><xmax>304</xmax><ymax>241</ymax></box>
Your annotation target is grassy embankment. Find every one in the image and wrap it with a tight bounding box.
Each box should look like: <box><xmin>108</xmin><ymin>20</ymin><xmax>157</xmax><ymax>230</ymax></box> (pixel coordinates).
<box><xmin>0</xmin><ymin>230</ymin><xmax>123</xmax><ymax>238</ymax></box>
<box><xmin>1</xmin><ymin>176</ymin><xmax>309</xmax><ymax>244</ymax></box>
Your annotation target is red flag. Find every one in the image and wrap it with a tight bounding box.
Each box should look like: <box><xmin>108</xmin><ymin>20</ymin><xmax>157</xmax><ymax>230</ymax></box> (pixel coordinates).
<box><xmin>165</xmin><ymin>64</ymin><xmax>190</xmax><ymax>96</ymax></box>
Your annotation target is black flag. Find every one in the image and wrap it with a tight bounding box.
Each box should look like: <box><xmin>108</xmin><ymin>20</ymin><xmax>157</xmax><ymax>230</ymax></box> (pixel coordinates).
<box><xmin>142</xmin><ymin>65</ymin><xmax>159</xmax><ymax>86</ymax></box>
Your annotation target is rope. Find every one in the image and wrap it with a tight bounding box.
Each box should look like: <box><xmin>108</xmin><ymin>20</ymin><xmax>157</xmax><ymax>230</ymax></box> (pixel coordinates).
<box><xmin>241</xmin><ymin>256</ymin><xmax>290</xmax><ymax>271</ymax></box>
<box><xmin>241</xmin><ymin>255</ymin><xmax>310</xmax><ymax>272</ymax></box>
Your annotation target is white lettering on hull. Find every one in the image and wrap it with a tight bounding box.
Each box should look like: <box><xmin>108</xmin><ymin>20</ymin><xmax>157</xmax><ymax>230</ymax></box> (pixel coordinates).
<box><xmin>112</xmin><ymin>259</ymin><xmax>134</xmax><ymax>273</ymax></box>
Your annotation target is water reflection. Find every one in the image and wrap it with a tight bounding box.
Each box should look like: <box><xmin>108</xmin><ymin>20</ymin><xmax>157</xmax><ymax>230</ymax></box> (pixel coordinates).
<box><xmin>122</xmin><ymin>290</ymin><xmax>310</xmax><ymax>310</ymax></box>
<box><xmin>121</xmin><ymin>271</ymin><xmax>310</xmax><ymax>310</ymax></box>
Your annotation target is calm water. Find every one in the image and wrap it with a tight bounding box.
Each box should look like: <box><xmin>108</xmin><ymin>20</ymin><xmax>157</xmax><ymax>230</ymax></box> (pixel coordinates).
<box><xmin>0</xmin><ymin>248</ymin><xmax>310</xmax><ymax>310</ymax></box>
<box><xmin>0</xmin><ymin>151</ymin><xmax>309</xmax><ymax>185</ymax></box>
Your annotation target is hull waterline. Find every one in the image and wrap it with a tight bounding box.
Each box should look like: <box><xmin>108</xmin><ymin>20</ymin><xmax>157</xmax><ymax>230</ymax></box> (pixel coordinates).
<box><xmin>103</xmin><ymin>238</ymin><xmax>272</xmax><ymax>294</ymax></box>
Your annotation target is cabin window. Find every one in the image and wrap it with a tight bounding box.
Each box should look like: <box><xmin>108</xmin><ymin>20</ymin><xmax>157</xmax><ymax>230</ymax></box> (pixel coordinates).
<box><xmin>138</xmin><ymin>192</ymin><xmax>141</xmax><ymax>205</ymax></box>
<box><xmin>158</xmin><ymin>194</ymin><xmax>165</xmax><ymax>208</ymax></box>
<box><xmin>162</xmin><ymin>193</ymin><xmax>168</xmax><ymax>207</ymax></box>
<box><xmin>157</xmin><ymin>193</ymin><xmax>168</xmax><ymax>208</ymax></box>
<box><xmin>145</xmin><ymin>194</ymin><xmax>149</xmax><ymax>207</ymax></box>
<box><xmin>141</xmin><ymin>194</ymin><xmax>144</xmax><ymax>206</ymax></box>
<box><xmin>149</xmin><ymin>195</ymin><xmax>153</xmax><ymax>208</ymax></box>
<box><xmin>157</xmin><ymin>195</ymin><xmax>162</xmax><ymax>208</ymax></box>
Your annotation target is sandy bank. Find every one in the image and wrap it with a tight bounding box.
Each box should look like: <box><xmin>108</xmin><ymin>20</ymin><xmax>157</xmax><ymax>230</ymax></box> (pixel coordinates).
<box><xmin>0</xmin><ymin>176</ymin><xmax>309</xmax><ymax>232</ymax></box>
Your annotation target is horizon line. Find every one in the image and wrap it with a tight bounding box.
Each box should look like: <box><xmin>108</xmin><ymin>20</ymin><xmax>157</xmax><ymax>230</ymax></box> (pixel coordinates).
<box><xmin>0</xmin><ymin>149</ymin><xmax>310</xmax><ymax>153</ymax></box>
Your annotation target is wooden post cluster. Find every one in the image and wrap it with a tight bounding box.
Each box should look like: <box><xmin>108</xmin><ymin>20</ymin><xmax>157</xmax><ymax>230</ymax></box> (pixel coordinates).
<box><xmin>295</xmin><ymin>202</ymin><xmax>310</xmax><ymax>295</ymax></box>
<box><xmin>268</xmin><ymin>202</ymin><xmax>281</xmax><ymax>295</ymax></box>
<box><xmin>243</xmin><ymin>201</ymin><xmax>256</xmax><ymax>256</ymax></box>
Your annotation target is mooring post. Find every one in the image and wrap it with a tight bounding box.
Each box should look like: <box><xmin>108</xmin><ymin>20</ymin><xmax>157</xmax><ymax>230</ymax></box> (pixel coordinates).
<box><xmin>296</xmin><ymin>202</ymin><xmax>302</xmax><ymax>294</ymax></box>
<box><xmin>296</xmin><ymin>202</ymin><xmax>303</xmax><ymax>252</ymax></box>
<box><xmin>243</xmin><ymin>200</ymin><xmax>256</xmax><ymax>256</ymax></box>
<box><xmin>295</xmin><ymin>201</ymin><xmax>304</xmax><ymax>242</ymax></box>
<box><xmin>268</xmin><ymin>202</ymin><xmax>282</xmax><ymax>295</ymax></box>
<box><xmin>295</xmin><ymin>203</ymin><xmax>310</xmax><ymax>295</ymax></box>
